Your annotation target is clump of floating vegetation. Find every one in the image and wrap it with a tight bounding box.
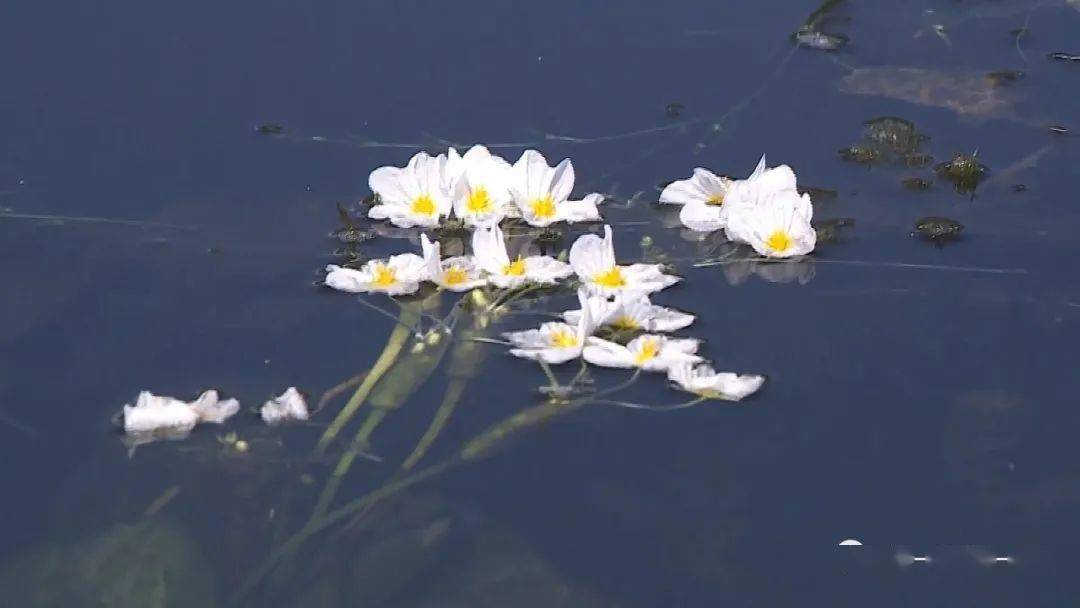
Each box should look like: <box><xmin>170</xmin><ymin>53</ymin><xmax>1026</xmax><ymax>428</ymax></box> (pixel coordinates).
<box><xmin>935</xmin><ymin>152</ymin><xmax>987</xmax><ymax>195</ymax></box>
<box><xmin>912</xmin><ymin>216</ymin><xmax>964</xmax><ymax>244</ymax></box>
<box><xmin>839</xmin><ymin>117</ymin><xmax>931</xmax><ymax>166</ymax></box>
<box><xmin>793</xmin><ymin>0</ymin><xmax>849</xmax><ymax>51</ymax></box>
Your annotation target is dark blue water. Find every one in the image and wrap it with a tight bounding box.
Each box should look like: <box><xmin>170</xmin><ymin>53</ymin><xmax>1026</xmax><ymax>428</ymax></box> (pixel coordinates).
<box><xmin>2</xmin><ymin>0</ymin><xmax>1080</xmax><ymax>605</ymax></box>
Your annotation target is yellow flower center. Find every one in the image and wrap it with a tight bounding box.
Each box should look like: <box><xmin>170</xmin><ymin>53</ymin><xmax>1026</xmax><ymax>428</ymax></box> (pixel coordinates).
<box><xmin>372</xmin><ymin>264</ymin><xmax>397</xmax><ymax>287</ymax></box>
<box><xmin>633</xmin><ymin>338</ymin><xmax>660</xmax><ymax>366</ymax></box>
<box><xmin>504</xmin><ymin>257</ymin><xmax>526</xmax><ymax>276</ymax></box>
<box><xmin>706</xmin><ymin>193</ymin><xmax>724</xmax><ymax>206</ymax></box>
<box><xmin>411</xmin><ymin>194</ymin><xmax>436</xmax><ymax>216</ymax></box>
<box><xmin>593</xmin><ymin>267</ymin><xmax>626</xmax><ymax>288</ymax></box>
<box><xmin>549</xmin><ymin>328</ymin><xmax>580</xmax><ymax>349</ymax></box>
<box><xmin>443</xmin><ymin>266</ymin><xmax>469</xmax><ymax>286</ymax></box>
<box><xmin>466</xmin><ymin>186</ymin><xmax>492</xmax><ymax>214</ymax></box>
<box><xmin>765</xmin><ymin>230</ymin><xmax>793</xmax><ymax>253</ymax></box>
<box><xmin>610</xmin><ymin>315</ymin><xmax>640</xmax><ymax>331</ymax></box>
<box><xmin>530</xmin><ymin>195</ymin><xmax>556</xmax><ymax>219</ymax></box>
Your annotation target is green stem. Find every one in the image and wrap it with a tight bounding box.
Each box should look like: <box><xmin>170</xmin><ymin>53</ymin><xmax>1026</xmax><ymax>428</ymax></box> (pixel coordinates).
<box><xmin>310</xmin><ymin>408</ymin><xmax>389</xmax><ymax>518</ymax></box>
<box><xmin>313</xmin><ymin>306</ymin><xmax>419</xmax><ymax>457</ymax></box>
<box><xmin>401</xmin><ymin>378</ymin><xmax>468</xmax><ymax>471</ymax></box>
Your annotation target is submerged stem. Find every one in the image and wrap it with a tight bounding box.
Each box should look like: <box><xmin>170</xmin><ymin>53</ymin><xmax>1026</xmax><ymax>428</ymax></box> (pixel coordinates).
<box><xmin>400</xmin><ymin>378</ymin><xmax>469</xmax><ymax>471</ymax></box>
<box><xmin>313</xmin><ymin>306</ymin><xmax>420</xmax><ymax>456</ymax></box>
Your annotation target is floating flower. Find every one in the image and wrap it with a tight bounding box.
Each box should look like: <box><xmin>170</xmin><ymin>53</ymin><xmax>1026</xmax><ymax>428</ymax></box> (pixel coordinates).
<box><xmin>582</xmin><ymin>334</ymin><xmax>702</xmax><ymax>372</ymax></box>
<box><xmin>660</xmin><ymin>168</ymin><xmax>732</xmax><ymax>232</ymax></box>
<box><xmin>368</xmin><ymin>151</ymin><xmax>453</xmax><ymax>228</ymax></box>
<box><xmin>667</xmin><ymin>363</ymin><xmax>765</xmax><ymax>401</ymax></box>
<box><xmin>562</xmin><ymin>291</ymin><xmax>694</xmax><ymax>332</ymax></box>
<box><xmin>724</xmin><ymin>154</ymin><xmax>799</xmax><ymax>211</ymax></box>
<box><xmin>509</xmin><ymin>150</ymin><xmax>604</xmax><ymax>226</ymax></box>
<box><xmin>421</xmin><ymin>234</ymin><xmax>487</xmax><ymax>291</ymax></box>
<box><xmin>122</xmin><ymin>390</ymin><xmax>239</xmax><ymax>436</ymax></box>
<box><xmin>725</xmin><ymin>190</ymin><xmax>816</xmax><ymax>258</ymax></box>
<box><xmin>325</xmin><ymin>253</ymin><xmax>427</xmax><ymax>296</ymax></box>
<box><xmin>569</xmin><ymin>225</ymin><xmax>680</xmax><ymax>295</ymax></box>
<box><xmin>472</xmin><ymin>223</ymin><xmax>572</xmax><ymax>289</ymax></box>
<box><xmin>503</xmin><ymin>290</ymin><xmax>595</xmax><ymax>364</ymax></box>
<box><xmin>447</xmin><ymin>145</ymin><xmax>514</xmax><ymax>226</ymax></box>
<box><xmin>260</xmin><ymin>387</ymin><xmax>310</xmax><ymax>425</ymax></box>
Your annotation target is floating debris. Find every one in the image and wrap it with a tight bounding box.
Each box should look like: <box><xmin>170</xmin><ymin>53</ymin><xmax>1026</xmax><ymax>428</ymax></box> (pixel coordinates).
<box><xmin>903</xmin><ymin>153</ymin><xmax>934</xmax><ymax>168</ymax></box>
<box><xmin>813</xmin><ymin>217</ymin><xmax>855</xmax><ymax>244</ymax></box>
<box><xmin>902</xmin><ymin>177</ymin><xmax>934</xmax><ymax>191</ymax></box>
<box><xmin>121</xmin><ymin>390</ymin><xmax>239</xmax><ymax>451</ymax></box>
<box><xmin>863</xmin><ymin>117</ymin><xmax>929</xmax><ymax>155</ymax></box>
<box><xmin>840</xmin><ymin>67</ymin><xmax>1021</xmax><ymax>122</ymax></box>
<box><xmin>838</xmin><ymin>117</ymin><xmax>931</xmax><ymax>166</ymax></box>
<box><xmin>261</xmin><ymin>387</ymin><xmax>310</xmax><ymax>425</ymax></box>
<box><xmin>1048</xmin><ymin>52</ymin><xmax>1080</xmax><ymax>62</ymax></box>
<box><xmin>838</xmin><ymin>539</ymin><xmax>863</xmax><ymax>546</ymax></box>
<box><xmin>665</xmin><ymin>102</ymin><xmax>686</xmax><ymax>119</ymax></box>
<box><xmin>935</xmin><ymin>153</ymin><xmax>987</xmax><ymax>194</ymax></box>
<box><xmin>793</xmin><ymin>28</ymin><xmax>848</xmax><ymax>51</ymax></box>
<box><xmin>799</xmin><ymin>186</ymin><xmax>838</xmax><ymax>201</ymax></box>
<box><xmin>1048</xmin><ymin>125</ymin><xmax>1069</xmax><ymax>135</ymax></box>
<box><xmin>838</xmin><ymin>144</ymin><xmax>882</xmax><ymax>164</ymax></box>
<box><xmin>985</xmin><ymin>70</ymin><xmax>1024</xmax><ymax>87</ymax></box>
<box><xmin>1011</xmin><ymin>183</ymin><xmax>1028</xmax><ymax>193</ymax></box>
<box><xmin>256</xmin><ymin>123</ymin><xmax>286</xmax><ymax>135</ymax></box>
<box><xmin>913</xmin><ymin>216</ymin><xmax>964</xmax><ymax>243</ymax></box>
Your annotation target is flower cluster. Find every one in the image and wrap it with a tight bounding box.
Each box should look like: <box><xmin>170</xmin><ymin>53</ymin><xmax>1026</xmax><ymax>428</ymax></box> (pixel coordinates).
<box><xmin>499</xmin><ymin>225</ymin><xmax>762</xmax><ymax>402</ymax></box>
<box><xmin>661</xmin><ymin>155</ymin><xmax>816</xmax><ymax>258</ymax></box>
<box><xmin>367</xmin><ymin>146</ymin><xmax>604</xmax><ymax>229</ymax></box>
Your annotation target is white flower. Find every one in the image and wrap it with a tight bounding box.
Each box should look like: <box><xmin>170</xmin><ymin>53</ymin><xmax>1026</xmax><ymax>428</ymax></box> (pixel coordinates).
<box><xmin>562</xmin><ymin>291</ymin><xmax>694</xmax><ymax>332</ymax></box>
<box><xmin>420</xmin><ymin>234</ymin><xmax>487</xmax><ymax>292</ymax></box>
<box><xmin>569</xmin><ymin>225</ymin><xmax>680</xmax><ymax>295</ymax></box>
<box><xmin>509</xmin><ymin>150</ymin><xmax>604</xmax><ymax>226</ymax></box>
<box><xmin>260</xmin><ymin>387</ymin><xmax>310</xmax><ymax>425</ymax></box>
<box><xmin>447</xmin><ymin>145</ymin><xmax>514</xmax><ymax>226</ymax></box>
<box><xmin>325</xmin><ymin>253</ymin><xmax>427</xmax><ymax>296</ymax></box>
<box><xmin>725</xmin><ymin>190</ymin><xmax>816</xmax><ymax>258</ymax></box>
<box><xmin>667</xmin><ymin>363</ymin><xmax>765</xmax><ymax>401</ymax></box>
<box><xmin>503</xmin><ymin>289</ymin><xmax>595</xmax><ymax>364</ymax></box>
<box><xmin>582</xmin><ymin>334</ymin><xmax>702</xmax><ymax>372</ymax></box>
<box><xmin>724</xmin><ymin>154</ymin><xmax>799</xmax><ymax>210</ymax></box>
<box><xmin>122</xmin><ymin>390</ymin><xmax>239</xmax><ymax>435</ymax></box>
<box><xmin>471</xmin><ymin>222</ymin><xmax>573</xmax><ymax>289</ymax></box>
<box><xmin>368</xmin><ymin>151</ymin><xmax>453</xmax><ymax>228</ymax></box>
<box><xmin>660</xmin><ymin>169</ymin><xmax>732</xmax><ymax>232</ymax></box>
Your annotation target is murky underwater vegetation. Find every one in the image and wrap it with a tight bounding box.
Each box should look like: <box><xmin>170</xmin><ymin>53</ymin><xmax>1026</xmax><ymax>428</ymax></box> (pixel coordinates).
<box><xmin>2</xmin><ymin>0</ymin><xmax>1080</xmax><ymax>605</ymax></box>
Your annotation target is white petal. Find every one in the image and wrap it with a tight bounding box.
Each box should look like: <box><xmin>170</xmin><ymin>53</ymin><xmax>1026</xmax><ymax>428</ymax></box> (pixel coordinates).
<box><xmin>549</xmin><ymin>158</ymin><xmax>575</xmax><ymax>204</ymax></box>
<box><xmin>582</xmin><ymin>338</ymin><xmax>635</xmax><ymax>368</ymax></box>
<box><xmin>559</xmin><ymin>193</ymin><xmax>604</xmax><ymax>223</ymax></box>
<box><xmin>261</xmin><ymin>387</ymin><xmax>309</xmax><ymax>425</ymax></box>
<box><xmin>503</xmin><ymin>328</ymin><xmax>549</xmax><ymax>349</ymax></box>
<box><xmin>523</xmin><ymin>256</ymin><xmax>573</xmax><ymax>283</ymax></box>
<box><xmin>646</xmin><ymin>306</ymin><xmax>695</xmax><ymax>332</ymax></box>
<box><xmin>659</xmin><ymin>175</ymin><xmax>707</xmax><ymax>205</ymax></box>
<box><xmin>368</xmin><ymin>167</ymin><xmax>411</xmax><ymax>205</ymax></box>
<box><xmin>679</xmin><ymin>202</ymin><xmax>725</xmax><ymax>232</ymax></box>
<box><xmin>509</xmin><ymin>346</ymin><xmax>581</xmax><ymax>365</ymax></box>
<box><xmin>325</xmin><ymin>265</ymin><xmax>371</xmax><ymax>293</ymax></box>
<box><xmin>709</xmin><ymin>373</ymin><xmax>765</xmax><ymax>401</ymax></box>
